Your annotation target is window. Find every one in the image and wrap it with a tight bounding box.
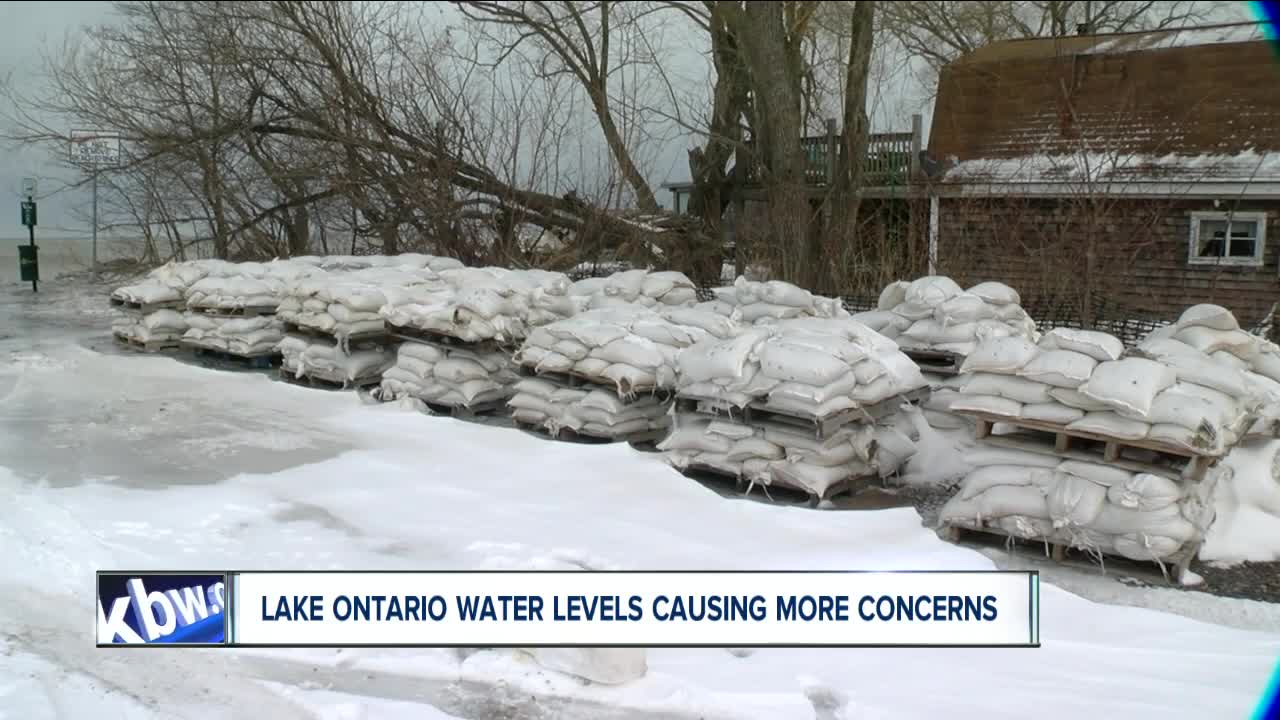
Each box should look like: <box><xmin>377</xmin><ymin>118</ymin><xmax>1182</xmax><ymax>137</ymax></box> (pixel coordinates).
<box><xmin>1189</xmin><ymin>211</ymin><xmax>1267</xmax><ymax>267</ymax></box>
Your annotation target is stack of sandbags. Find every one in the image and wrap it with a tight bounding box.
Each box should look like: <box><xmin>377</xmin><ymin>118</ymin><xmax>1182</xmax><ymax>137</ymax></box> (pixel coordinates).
<box><xmin>515</xmin><ymin>306</ymin><xmax>730</xmax><ymax>397</ymax></box>
<box><xmin>508</xmin><ymin>378</ymin><xmax>670</xmax><ymax>439</ymax></box>
<box><xmin>316</xmin><ymin>254</ymin><xmax>465</xmax><ymax>273</ymax></box>
<box><xmin>377</xmin><ymin>340</ymin><xmax>519</xmax><ymax>409</ymax></box>
<box><xmin>279</xmin><ymin>332</ymin><xmax>397</xmax><ymax>383</ymax></box>
<box><xmin>854</xmin><ymin>277</ymin><xmax>1037</xmax><ymax>353</ymax></box>
<box><xmin>938</xmin><ymin>446</ymin><xmax>1215</xmax><ymax>564</ymax></box>
<box><xmin>183</xmin><ymin>313</ymin><xmax>285</xmax><ymax>357</ymax></box>
<box><xmin>380</xmin><ymin>267</ymin><xmax>576</xmax><ymax>345</ymax></box>
<box><xmin>695</xmin><ymin>276</ymin><xmax>848</xmax><ymax>324</ymax></box>
<box><xmin>184</xmin><ymin>274</ymin><xmax>282</xmax><ymax>312</ymax></box>
<box><xmin>111</xmin><ymin>308</ymin><xmax>188</xmax><ymax>346</ymax></box>
<box><xmin>280</xmin><ymin>266</ymin><xmax>444</xmax><ymax>346</ymax></box>
<box><xmin>676</xmin><ymin>317</ymin><xmax>927</xmax><ymax>415</ymax></box>
<box><xmin>579</xmin><ymin>269</ymin><xmax>699</xmax><ymax>310</ymax></box>
<box><xmin>659</xmin><ymin>414</ymin><xmax>919</xmax><ymax>497</ymax></box>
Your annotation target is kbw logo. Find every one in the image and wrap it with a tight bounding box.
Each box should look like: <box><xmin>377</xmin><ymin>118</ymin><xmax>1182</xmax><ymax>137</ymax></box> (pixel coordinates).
<box><xmin>97</xmin><ymin>578</ymin><xmax>225</xmax><ymax>643</ymax></box>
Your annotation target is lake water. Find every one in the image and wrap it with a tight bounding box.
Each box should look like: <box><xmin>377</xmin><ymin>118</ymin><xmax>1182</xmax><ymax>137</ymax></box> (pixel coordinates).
<box><xmin>0</xmin><ymin>236</ymin><xmax>137</xmax><ymax>282</ymax></box>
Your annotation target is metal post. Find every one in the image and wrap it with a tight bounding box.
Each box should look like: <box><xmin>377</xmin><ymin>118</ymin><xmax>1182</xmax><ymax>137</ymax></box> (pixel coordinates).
<box><xmin>92</xmin><ymin>170</ymin><xmax>99</xmax><ymax>273</ymax></box>
<box><xmin>28</xmin><ymin>214</ymin><xmax>37</xmax><ymax>293</ymax></box>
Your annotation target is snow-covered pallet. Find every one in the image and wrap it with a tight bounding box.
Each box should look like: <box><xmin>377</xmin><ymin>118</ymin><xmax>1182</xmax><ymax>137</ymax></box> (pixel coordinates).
<box><xmin>182</xmin><ymin>341</ymin><xmax>280</xmax><ymax>368</ymax></box>
<box><xmin>278</xmin><ymin>367</ymin><xmax>382</xmax><ymax>391</ymax></box>
<box><xmin>957</xmin><ymin>409</ymin><xmax>1233</xmax><ymax>482</ymax></box>
<box><xmin>939</xmin><ymin>521</ymin><xmax>1201</xmax><ymax>586</ymax></box>
<box><xmin>108</xmin><ymin>296</ymin><xmax>186</xmax><ymax>313</ymax></box>
<box><xmin>900</xmin><ymin>347</ymin><xmax>964</xmax><ymax>376</ymax></box>
<box><xmin>679</xmin><ymin>461</ymin><xmax>875</xmax><ymax>507</ymax></box>
<box><xmin>112</xmin><ymin>332</ymin><xmax>181</xmax><ymax>353</ymax></box>
<box><xmin>674</xmin><ymin>387</ymin><xmax>927</xmax><ymax>439</ymax></box>
<box><xmin>187</xmin><ymin>304</ymin><xmax>278</xmax><ymax>317</ymax></box>
<box><xmin>513</xmin><ymin>419</ymin><xmax>668</xmax><ymax>446</ymax></box>
<box><xmin>385</xmin><ymin>322</ymin><xmax>515</xmax><ymax>353</ymax></box>
<box><xmin>283</xmin><ymin>320</ymin><xmax>389</xmax><ymax>346</ymax></box>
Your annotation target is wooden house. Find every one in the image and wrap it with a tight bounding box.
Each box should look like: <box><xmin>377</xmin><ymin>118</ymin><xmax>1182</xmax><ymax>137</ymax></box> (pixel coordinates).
<box><xmin>926</xmin><ymin>21</ymin><xmax>1280</xmax><ymax>328</ymax></box>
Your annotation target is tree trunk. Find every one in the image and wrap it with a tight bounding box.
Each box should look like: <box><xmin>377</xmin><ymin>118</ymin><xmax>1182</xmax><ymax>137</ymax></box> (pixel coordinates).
<box><xmin>825</xmin><ymin>0</ymin><xmax>876</xmax><ymax>292</ymax></box>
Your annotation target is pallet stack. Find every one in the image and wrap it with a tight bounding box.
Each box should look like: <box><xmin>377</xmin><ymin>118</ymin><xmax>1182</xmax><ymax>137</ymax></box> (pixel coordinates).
<box><xmin>658</xmin><ymin>317</ymin><xmax>928</xmax><ymax>505</ymax></box>
<box><xmin>110</xmin><ymin>291</ymin><xmax>188</xmax><ymax>352</ymax></box>
<box><xmin>506</xmin><ymin>306</ymin><xmax>723</xmax><ymax>444</ymax></box>
<box><xmin>939</xmin><ymin>312</ymin><xmax>1271</xmax><ymax>583</ymax></box>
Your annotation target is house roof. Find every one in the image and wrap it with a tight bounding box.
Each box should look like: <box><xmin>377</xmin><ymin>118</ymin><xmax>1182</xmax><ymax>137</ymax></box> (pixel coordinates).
<box><xmin>928</xmin><ymin>22</ymin><xmax>1280</xmax><ymax>188</ymax></box>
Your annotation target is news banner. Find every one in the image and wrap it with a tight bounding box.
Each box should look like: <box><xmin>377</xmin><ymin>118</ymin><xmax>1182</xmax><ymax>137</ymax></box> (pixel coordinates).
<box><xmin>96</xmin><ymin>570</ymin><xmax>1039</xmax><ymax>647</ymax></box>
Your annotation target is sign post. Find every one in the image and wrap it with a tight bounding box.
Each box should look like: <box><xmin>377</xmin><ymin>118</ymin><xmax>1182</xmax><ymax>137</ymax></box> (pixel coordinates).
<box><xmin>69</xmin><ymin>130</ymin><xmax>122</xmax><ymax>274</ymax></box>
<box><xmin>20</xmin><ymin>177</ymin><xmax>38</xmax><ymax>292</ymax></box>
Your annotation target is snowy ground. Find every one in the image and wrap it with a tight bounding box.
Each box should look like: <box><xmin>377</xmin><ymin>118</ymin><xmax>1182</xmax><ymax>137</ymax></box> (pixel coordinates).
<box><xmin>2</xmin><ymin>268</ymin><xmax>1279</xmax><ymax>719</ymax></box>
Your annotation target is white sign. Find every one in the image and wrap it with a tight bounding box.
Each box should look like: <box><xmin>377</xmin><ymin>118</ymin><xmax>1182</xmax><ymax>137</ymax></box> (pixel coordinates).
<box><xmin>70</xmin><ymin>130</ymin><xmax>122</xmax><ymax>167</ymax></box>
<box><xmin>229</xmin><ymin>570</ymin><xmax>1040</xmax><ymax>647</ymax></box>
<box><xmin>21</xmin><ymin>177</ymin><xmax>37</xmax><ymax>197</ymax></box>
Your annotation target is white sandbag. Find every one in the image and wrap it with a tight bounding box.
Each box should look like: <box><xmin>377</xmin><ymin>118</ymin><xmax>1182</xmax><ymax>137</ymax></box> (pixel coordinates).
<box><xmin>937</xmin><ymin>293</ymin><xmax>997</xmax><ymax>324</ymax></box>
<box><xmin>344</xmin><ymin>351</ymin><xmax>393</xmax><ymax>379</ymax></box>
<box><xmin>1067</xmin><ymin>411</ymin><xmax>1150</xmax><ymax>440</ymax></box>
<box><xmin>1079</xmin><ymin>358</ymin><xmax>1177</xmax><ymax>418</ymax></box>
<box><xmin>594</xmin><ymin>336</ymin><xmax>666</xmax><ymax>370</ymax></box>
<box><xmin>603</xmin><ymin>269</ymin><xmax>648</xmax><ymax>299</ymax></box>
<box><xmin>660</xmin><ymin>308</ymin><xmax>737</xmax><ymax>339</ymax></box>
<box><xmin>905</xmin><ymin>276</ymin><xmax>963</xmax><ymax>307</ymax></box>
<box><xmin>996</xmin><ymin>515</ymin><xmax>1056</xmax><ymax>540</ymax></box>
<box><xmin>963</xmin><ymin>373</ymin><xmax>1053</xmax><ymax>404</ymax></box>
<box><xmin>727</xmin><ymin>437</ymin><xmax>785</xmax><ymax>462</ymax></box>
<box><xmin>658</xmin><ymin>426</ymin><xmax>732</xmax><ymax>454</ymax></box>
<box><xmin>1141</xmin><ymin>385</ymin><xmax>1243</xmax><ymax>433</ymax></box>
<box><xmin>1038</xmin><ymin>328</ymin><xmax>1123</xmax><ymax>362</ymax></box>
<box><xmin>1020</xmin><ymin>402</ymin><xmax>1085</xmax><ymax>424</ymax></box>
<box><xmin>963</xmin><ymin>447</ymin><xmax>1062</xmax><ymax>469</ymax></box>
<box><xmin>893</xmin><ymin>301</ymin><xmax>935</xmax><ymax>321</ymax></box>
<box><xmin>934</xmin><ymin>341</ymin><xmax>978</xmax><ymax>356</ymax></box>
<box><xmin>958</xmin><ymin>466</ymin><xmax>1057</xmax><ymax>501</ymax></box>
<box><xmin>513</xmin><ymin>379</ymin><xmax>558</xmax><ymax>401</ymax></box>
<box><xmin>765</xmin><ymin>394</ymin><xmax>857</xmax><ymax>418</ymax></box>
<box><xmin>761</xmin><ymin>280</ymin><xmax>814</xmax><ymax>309</ymax></box>
<box><xmin>1016</xmin><ymin>350</ymin><xmax>1096</xmax><ymax>388</ymax></box>
<box><xmin>877</xmin><ymin>281</ymin><xmax>910</xmax><ymax>311</ymax></box>
<box><xmin>768</xmin><ymin>373</ymin><xmax>859</xmax><ymax>406</ymax></box>
<box><xmin>769</xmin><ymin>460</ymin><xmax>868</xmax><ymax>496</ymax></box>
<box><xmin>549</xmin><ymin>339</ymin><xmax>590</xmax><ymax>362</ymax></box>
<box><xmin>1147</xmin><ymin>423</ymin><xmax>1225</xmax><ymax>454</ymax></box>
<box><xmin>945</xmin><ymin>485</ymin><xmax>1050</xmax><ymax>522</ymax></box>
<box><xmin>1058</xmin><ymin>460</ymin><xmax>1134</xmax><ymax>488</ymax></box>
<box><xmin>1112</xmin><ymin>533</ymin><xmax>1184</xmax><ymax>561</ymax></box>
<box><xmin>706</xmin><ymin>420</ymin><xmax>755</xmax><ymax>440</ymax></box>
<box><xmin>922</xmin><ymin>388</ymin><xmax>959</xmax><ymax>413</ymax></box>
<box><xmin>739</xmin><ymin>302</ymin><xmax>808</xmax><ymax>323</ymax></box>
<box><xmin>533</xmin><ymin>351</ymin><xmax>574</xmax><ymax>373</ymax></box>
<box><xmin>550</xmin><ymin>387</ymin><xmax>589</xmax><ymax>405</ymax></box>
<box><xmin>1089</xmin><ymin>503</ymin><xmax>1197</xmax><ymax>544</ymax></box>
<box><xmin>582</xmin><ymin>419</ymin><xmax>651</xmax><ymax>437</ymax></box>
<box><xmin>1174</xmin><ymin>326</ymin><xmax>1258</xmax><ymax>359</ymax></box>
<box><xmin>678</xmin><ymin>329</ymin><xmax>773</xmax><ymax>384</ymax></box>
<box><xmin>949</xmin><ymin>394</ymin><xmax>1022</xmax><ymax>418</ymax></box>
<box><xmin>901</xmin><ymin>319</ymin><xmax>978</xmax><ymax>346</ymax></box>
<box><xmin>1211</xmin><ymin>350</ymin><xmax>1253</xmax><ymax>372</ymax></box>
<box><xmin>1177</xmin><ymin>303</ymin><xmax>1239</xmax><ymax>332</ymax></box>
<box><xmin>1046</xmin><ymin>474</ymin><xmax>1107</xmax><ymax>528</ymax></box>
<box><xmin>1252</xmin><ymin>349</ymin><xmax>1280</xmax><ymax>384</ymax></box>
<box><xmin>960</xmin><ymin>336</ymin><xmax>1039</xmax><ymax>375</ymax></box>
<box><xmin>993</xmin><ymin>304</ymin><xmax>1029</xmax><ymax>323</ymax></box>
<box><xmin>1107</xmin><ymin>474</ymin><xmax>1183</xmax><ymax>512</ymax></box>
<box><xmin>966</xmin><ymin>281</ymin><xmax>1021</xmax><ymax>306</ymax></box>
<box><xmin>1048</xmin><ymin>387</ymin><xmax>1114</xmax><ymax>412</ymax></box>
<box><xmin>601</xmin><ymin>363</ymin><xmax>658</xmax><ymax>393</ymax></box>
<box><xmin>398</xmin><ymin>343</ymin><xmax>443</xmax><ymax>364</ymax></box>
<box><xmin>434</xmin><ymin>357</ymin><xmax>491</xmax><ymax>384</ymax></box>
<box><xmin>574</xmin><ymin>358</ymin><xmax>611</xmax><ymax>377</ymax></box>
<box><xmin>327</xmin><ymin>303</ymin><xmax>381</xmax><ymax>325</ymax></box>
<box><xmin>631</xmin><ymin>320</ymin><xmax>699</xmax><ymax>348</ymax></box>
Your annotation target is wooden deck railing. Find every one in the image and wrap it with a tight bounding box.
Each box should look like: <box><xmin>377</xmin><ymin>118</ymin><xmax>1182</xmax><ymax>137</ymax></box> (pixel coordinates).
<box><xmin>743</xmin><ymin>114</ymin><xmax>922</xmax><ymax>188</ymax></box>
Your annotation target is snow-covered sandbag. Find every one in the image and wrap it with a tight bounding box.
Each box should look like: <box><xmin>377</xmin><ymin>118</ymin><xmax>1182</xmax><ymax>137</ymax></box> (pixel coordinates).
<box><xmin>944</xmin><ymin>485</ymin><xmax>1050</xmax><ymax>523</ymax></box>
<box><xmin>1174</xmin><ymin>326</ymin><xmax>1259</xmax><ymax>359</ymax></box>
<box><xmin>1067</xmin><ymin>411</ymin><xmax>1150</xmax><ymax>440</ymax></box>
<box><xmin>1078</xmin><ymin>358</ymin><xmax>1177</xmax><ymax>418</ymax></box>
<box><xmin>905</xmin><ymin>276</ymin><xmax>963</xmax><ymax>307</ymax></box>
<box><xmin>962</xmin><ymin>447</ymin><xmax>1062</xmax><ymax>469</ymax></box>
<box><xmin>936</xmin><ymin>293</ymin><xmax>997</xmax><ymax>324</ymax></box>
<box><xmin>1016</xmin><ymin>350</ymin><xmax>1097</xmax><ymax>388</ymax></box>
<box><xmin>966</xmin><ymin>281</ymin><xmax>1021</xmax><ymax>306</ymax></box>
<box><xmin>1107</xmin><ymin>473</ymin><xmax>1183</xmax><ymax>512</ymax></box>
<box><xmin>1112</xmin><ymin>533</ymin><xmax>1185</xmax><ymax>561</ymax></box>
<box><xmin>877</xmin><ymin>281</ymin><xmax>910</xmax><ymax>311</ymax></box>
<box><xmin>757</xmin><ymin>341</ymin><xmax>853</xmax><ymax>386</ymax></box>
<box><xmin>1020</xmin><ymin>402</ymin><xmax>1085</xmax><ymax>424</ymax></box>
<box><xmin>963</xmin><ymin>373</ymin><xmax>1053</xmax><ymax>404</ymax></box>
<box><xmin>1058</xmin><ymin>460</ymin><xmax>1134</xmax><ymax>488</ymax></box>
<box><xmin>901</xmin><ymin>319</ymin><xmax>979</xmax><ymax>346</ymax></box>
<box><xmin>1089</xmin><ymin>503</ymin><xmax>1197</xmax><ymax>544</ymax></box>
<box><xmin>949</xmin><ymin>394</ymin><xmax>1022</xmax><ymax>418</ymax></box>
<box><xmin>678</xmin><ymin>328</ymin><xmax>773</xmax><ymax>385</ymax></box>
<box><xmin>769</xmin><ymin>460</ymin><xmax>869</xmax><ymax>496</ymax></box>
<box><xmin>658</xmin><ymin>424</ymin><xmax>731</xmax><ymax>454</ymax></box>
<box><xmin>1038</xmin><ymin>328</ymin><xmax>1123</xmax><ymax>362</ymax></box>
<box><xmin>1177</xmin><ymin>303</ymin><xmax>1240</xmax><ymax>332</ymax></box>
<box><xmin>1046</xmin><ymin>474</ymin><xmax>1107</xmax><ymax>528</ymax></box>
<box><xmin>960</xmin><ymin>336</ymin><xmax>1039</xmax><ymax>375</ymax></box>
<box><xmin>1048</xmin><ymin>387</ymin><xmax>1113</xmax><ymax>412</ymax></box>
<box><xmin>141</xmin><ymin>310</ymin><xmax>188</xmax><ymax>332</ymax></box>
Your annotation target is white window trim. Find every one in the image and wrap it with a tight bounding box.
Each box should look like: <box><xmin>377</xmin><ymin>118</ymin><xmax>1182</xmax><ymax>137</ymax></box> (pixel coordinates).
<box><xmin>1188</xmin><ymin>211</ymin><xmax>1267</xmax><ymax>267</ymax></box>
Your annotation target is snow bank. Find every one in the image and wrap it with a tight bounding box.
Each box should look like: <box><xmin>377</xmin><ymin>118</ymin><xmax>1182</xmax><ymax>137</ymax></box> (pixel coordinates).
<box><xmin>1201</xmin><ymin>438</ymin><xmax>1280</xmax><ymax>563</ymax></box>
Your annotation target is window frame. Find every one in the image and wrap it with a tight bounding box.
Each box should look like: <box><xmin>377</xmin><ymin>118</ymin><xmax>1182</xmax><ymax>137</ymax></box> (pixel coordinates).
<box><xmin>1188</xmin><ymin>210</ymin><xmax>1267</xmax><ymax>268</ymax></box>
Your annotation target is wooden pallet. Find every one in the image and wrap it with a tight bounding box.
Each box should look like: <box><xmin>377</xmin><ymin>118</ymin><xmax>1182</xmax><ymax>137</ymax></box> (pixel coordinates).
<box><xmin>109</xmin><ymin>297</ymin><xmax>186</xmax><ymax>313</ymax></box>
<box><xmin>939</xmin><ymin>522</ymin><xmax>1199</xmax><ymax>585</ymax></box>
<box><xmin>385</xmin><ymin>323</ymin><xmax>514</xmax><ymax>353</ymax></box>
<box><xmin>674</xmin><ymin>387</ymin><xmax>927</xmax><ymax>439</ymax></box>
<box><xmin>421</xmin><ymin>397</ymin><xmax>511</xmax><ymax>419</ymax></box>
<box><xmin>283</xmin><ymin>321</ymin><xmax>390</xmax><ymax>345</ymax></box>
<box><xmin>515</xmin><ymin>363</ymin><xmax>673</xmax><ymax>399</ymax></box>
<box><xmin>113</xmin><ymin>332</ymin><xmax>182</xmax><ymax>353</ymax></box>
<box><xmin>182</xmin><ymin>341</ymin><xmax>280</xmax><ymax>368</ymax></box>
<box><xmin>957</xmin><ymin>409</ymin><xmax>1221</xmax><ymax>482</ymax></box>
<box><xmin>278</xmin><ymin>368</ymin><xmax>382</xmax><ymax>391</ymax></box>
<box><xmin>677</xmin><ymin>461</ymin><xmax>874</xmax><ymax>507</ymax></box>
<box><xmin>901</xmin><ymin>347</ymin><xmax>964</xmax><ymax>376</ymax></box>
<box><xmin>513</xmin><ymin>420</ymin><xmax>668</xmax><ymax>446</ymax></box>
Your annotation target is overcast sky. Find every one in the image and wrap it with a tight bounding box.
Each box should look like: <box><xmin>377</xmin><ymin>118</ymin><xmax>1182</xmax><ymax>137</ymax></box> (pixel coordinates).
<box><xmin>0</xmin><ymin>1</ymin><xmax>944</xmax><ymax>244</ymax></box>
